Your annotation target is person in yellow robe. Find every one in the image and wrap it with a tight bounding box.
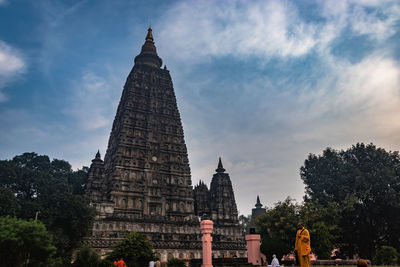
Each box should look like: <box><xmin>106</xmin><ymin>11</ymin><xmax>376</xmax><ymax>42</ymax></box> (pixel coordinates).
<box><xmin>295</xmin><ymin>223</ymin><xmax>311</xmax><ymax>267</ymax></box>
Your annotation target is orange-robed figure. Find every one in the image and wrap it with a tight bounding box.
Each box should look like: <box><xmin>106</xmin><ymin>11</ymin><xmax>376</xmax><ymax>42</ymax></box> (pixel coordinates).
<box><xmin>114</xmin><ymin>259</ymin><xmax>127</xmax><ymax>267</ymax></box>
<box><xmin>295</xmin><ymin>223</ymin><xmax>311</xmax><ymax>267</ymax></box>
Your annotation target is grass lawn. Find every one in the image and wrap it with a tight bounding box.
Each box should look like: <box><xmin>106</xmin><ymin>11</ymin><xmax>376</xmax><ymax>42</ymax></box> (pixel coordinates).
<box><xmin>238</xmin><ymin>266</ymin><xmax>400</xmax><ymax>267</ymax></box>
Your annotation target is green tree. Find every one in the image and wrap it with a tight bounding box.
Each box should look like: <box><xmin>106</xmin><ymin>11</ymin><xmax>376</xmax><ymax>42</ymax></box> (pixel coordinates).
<box><xmin>256</xmin><ymin>197</ymin><xmax>300</xmax><ymax>262</ymax></box>
<box><xmin>0</xmin><ymin>216</ymin><xmax>56</xmax><ymax>267</ymax></box>
<box><xmin>167</xmin><ymin>258</ymin><xmax>186</xmax><ymax>267</ymax></box>
<box><xmin>308</xmin><ymin>222</ymin><xmax>332</xmax><ymax>259</ymax></box>
<box><xmin>0</xmin><ymin>186</ymin><xmax>19</xmax><ymax>216</ymax></box>
<box><xmin>373</xmin><ymin>246</ymin><xmax>399</xmax><ymax>265</ymax></box>
<box><xmin>0</xmin><ymin>152</ymin><xmax>96</xmax><ymax>260</ymax></box>
<box><xmin>300</xmin><ymin>143</ymin><xmax>400</xmax><ymax>259</ymax></box>
<box><xmin>299</xmin><ymin>201</ymin><xmax>339</xmax><ymax>259</ymax></box>
<box><xmin>107</xmin><ymin>231</ymin><xmax>156</xmax><ymax>267</ymax></box>
<box><xmin>73</xmin><ymin>246</ymin><xmax>113</xmax><ymax>267</ymax></box>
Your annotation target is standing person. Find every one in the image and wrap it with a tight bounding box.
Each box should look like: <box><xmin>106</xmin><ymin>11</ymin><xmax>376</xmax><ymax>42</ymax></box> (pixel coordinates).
<box><xmin>294</xmin><ymin>223</ymin><xmax>311</xmax><ymax>267</ymax></box>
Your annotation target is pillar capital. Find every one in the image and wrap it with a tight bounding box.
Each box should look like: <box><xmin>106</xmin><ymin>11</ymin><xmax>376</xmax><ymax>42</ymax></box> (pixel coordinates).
<box><xmin>200</xmin><ymin>219</ymin><xmax>214</xmax><ymax>234</ymax></box>
<box><xmin>245</xmin><ymin>234</ymin><xmax>261</xmax><ymax>242</ymax></box>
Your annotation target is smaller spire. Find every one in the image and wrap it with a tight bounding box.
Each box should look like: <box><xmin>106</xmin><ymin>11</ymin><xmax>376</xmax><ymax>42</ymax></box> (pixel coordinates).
<box><xmin>146</xmin><ymin>26</ymin><xmax>154</xmax><ymax>42</ymax></box>
<box><xmin>216</xmin><ymin>157</ymin><xmax>226</xmax><ymax>173</ymax></box>
<box><xmin>95</xmin><ymin>150</ymin><xmax>101</xmax><ymax>159</ymax></box>
<box><xmin>255</xmin><ymin>195</ymin><xmax>262</xmax><ymax>208</ymax></box>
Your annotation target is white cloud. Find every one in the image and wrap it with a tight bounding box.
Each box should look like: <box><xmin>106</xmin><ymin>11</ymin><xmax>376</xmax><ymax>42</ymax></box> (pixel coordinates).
<box><xmin>0</xmin><ymin>41</ymin><xmax>25</xmax><ymax>101</ymax></box>
<box><xmin>156</xmin><ymin>0</ymin><xmax>400</xmax><ymax>65</ymax></box>
<box><xmin>158</xmin><ymin>1</ymin><xmax>318</xmax><ymax>63</ymax></box>
<box><xmin>0</xmin><ymin>41</ymin><xmax>24</xmax><ymax>76</ymax></box>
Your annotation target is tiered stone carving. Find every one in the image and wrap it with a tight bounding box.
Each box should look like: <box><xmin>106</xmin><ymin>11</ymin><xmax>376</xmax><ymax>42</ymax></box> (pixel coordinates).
<box><xmin>84</xmin><ymin>27</ymin><xmax>245</xmax><ymax>261</ymax></box>
<box><xmin>193</xmin><ymin>180</ymin><xmax>209</xmax><ymax>216</ymax></box>
<box><xmin>193</xmin><ymin>158</ymin><xmax>244</xmax><ymax>255</ymax></box>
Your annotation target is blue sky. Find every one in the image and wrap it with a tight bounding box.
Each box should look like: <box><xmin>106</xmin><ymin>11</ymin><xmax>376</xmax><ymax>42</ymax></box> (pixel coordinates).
<box><xmin>1</xmin><ymin>0</ymin><xmax>400</xmax><ymax>215</ymax></box>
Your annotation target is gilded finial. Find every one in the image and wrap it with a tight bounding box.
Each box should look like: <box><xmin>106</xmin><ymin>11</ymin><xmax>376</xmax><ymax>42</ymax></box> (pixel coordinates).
<box><xmin>146</xmin><ymin>26</ymin><xmax>153</xmax><ymax>42</ymax></box>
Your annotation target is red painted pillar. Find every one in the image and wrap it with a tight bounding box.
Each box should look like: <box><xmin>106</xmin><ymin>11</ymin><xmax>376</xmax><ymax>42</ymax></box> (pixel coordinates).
<box><xmin>200</xmin><ymin>219</ymin><xmax>213</xmax><ymax>267</ymax></box>
<box><xmin>246</xmin><ymin>234</ymin><xmax>262</xmax><ymax>265</ymax></box>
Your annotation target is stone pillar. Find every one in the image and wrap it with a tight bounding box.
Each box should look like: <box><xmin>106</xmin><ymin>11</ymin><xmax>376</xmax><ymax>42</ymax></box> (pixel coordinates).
<box><xmin>246</xmin><ymin>234</ymin><xmax>262</xmax><ymax>265</ymax></box>
<box><xmin>200</xmin><ymin>219</ymin><xmax>213</xmax><ymax>267</ymax></box>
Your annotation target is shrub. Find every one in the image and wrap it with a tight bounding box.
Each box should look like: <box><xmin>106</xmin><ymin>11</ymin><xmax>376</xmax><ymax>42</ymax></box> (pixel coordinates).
<box><xmin>373</xmin><ymin>246</ymin><xmax>398</xmax><ymax>265</ymax></box>
<box><xmin>73</xmin><ymin>246</ymin><xmax>114</xmax><ymax>267</ymax></box>
<box><xmin>167</xmin><ymin>257</ymin><xmax>186</xmax><ymax>267</ymax></box>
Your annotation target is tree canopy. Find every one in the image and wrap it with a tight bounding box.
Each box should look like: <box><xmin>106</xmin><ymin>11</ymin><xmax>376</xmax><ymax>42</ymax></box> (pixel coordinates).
<box><xmin>0</xmin><ymin>216</ymin><xmax>56</xmax><ymax>267</ymax></box>
<box><xmin>255</xmin><ymin>143</ymin><xmax>400</xmax><ymax>261</ymax></box>
<box><xmin>256</xmin><ymin>197</ymin><xmax>300</xmax><ymax>262</ymax></box>
<box><xmin>300</xmin><ymin>143</ymin><xmax>400</xmax><ymax>259</ymax></box>
<box><xmin>107</xmin><ymin>231</ymin><xmax>156</xmax><ymax>267</ymax></box>
<box><xmin>0</xmin><ymin>152</ymin><xmax>96</xmax><ymax>260</ymax></box>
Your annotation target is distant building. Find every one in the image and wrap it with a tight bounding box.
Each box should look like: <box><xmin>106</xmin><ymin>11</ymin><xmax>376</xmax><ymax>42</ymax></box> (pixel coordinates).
<box><xmin>84</xmin><ymin>27</ymin><xmax>245</xmax><ymax>261</ymax></box>
<box><xmin>252</xmin><ymin>196</ymin><xmax>266</xmax><ymax>218</ymax></box>
<box><xmin>249</xmin><ymin>196</ymin><xmax>267</xmax><ymax>232</ymax></box>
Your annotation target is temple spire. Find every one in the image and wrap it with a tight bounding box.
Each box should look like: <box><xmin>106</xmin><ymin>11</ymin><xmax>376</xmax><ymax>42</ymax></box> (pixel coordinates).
<box><xmin>255</xmin><ymin>195</ymin><xmax>262</xmax><ymax>208</ymax></box>
<box><xmin>146</xmin><ymin>26</ymin><xmax>154</xmax><ymax>42</ymax></box>
<box><xmin>91</xmin><ymin>150</ymin><xmax>102</xmax><ymax>163</ymax></box>
<box><xmin>134</xmin><ymin>27</ymin><xmax>162</xmax><ymax>68</ymax></box>
<box><xmin>216</xmin><ymin>157</ymin><xmax>226</xmax><ymax>173</ymax></box>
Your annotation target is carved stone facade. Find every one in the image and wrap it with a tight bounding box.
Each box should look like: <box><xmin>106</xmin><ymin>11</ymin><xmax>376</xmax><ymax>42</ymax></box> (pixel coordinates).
<box><xmin>84</xmin><ymin>28</ymin><xmax>245</xmax><ymax>261</ymax></box>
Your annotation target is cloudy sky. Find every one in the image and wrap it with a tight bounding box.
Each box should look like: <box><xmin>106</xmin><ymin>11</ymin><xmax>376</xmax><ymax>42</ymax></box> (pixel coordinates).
<box><xmin>1</xmin><ymin>0</ymin><xmax>400</xmax><ymax>215</ymax></box>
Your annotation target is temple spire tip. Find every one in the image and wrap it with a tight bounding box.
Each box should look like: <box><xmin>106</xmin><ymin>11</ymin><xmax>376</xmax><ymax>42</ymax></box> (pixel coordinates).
<box><xmin>255</xmin><ymin>195</ymin><xmax>262</xmax><ymax>208</ymax></box>
<box><xmin>93</xmin><ymin>150</ymin><xmax>102</xmax><ymax>162</ymax></box>
<box><xmin>146</xmin><ymin>26</ymin><xmax>154</xmax><ymax>42</ymax></box>
<box><xmin>216</xmin><ymin>157</ymin><xmax>225</xmax><ymax>173</ymax></box>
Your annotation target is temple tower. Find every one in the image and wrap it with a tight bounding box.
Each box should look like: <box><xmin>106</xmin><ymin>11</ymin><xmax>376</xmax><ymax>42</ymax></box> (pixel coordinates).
<box><xmin>209</xmin><ymin>158</ymin><xmax>239</xmax><ymax>223</ymax></box>
<box><xmin>208</xmin><ymin>158</ymin><xmax>244</xmax><ymax>257</ymax></box>
<box><xmin>99</xmin><ymin>26</ymin><xmax>194</xmax><ymax>220</ymax></box>
<box><xmin>248</xmin><ymin>196</ymin><xmax>267</xmax><ymax>232</ymax></box>
<box><xmin>85</xmin><ymin>28</ymin><xmax>246</xmax><ymax>261</ymax></box>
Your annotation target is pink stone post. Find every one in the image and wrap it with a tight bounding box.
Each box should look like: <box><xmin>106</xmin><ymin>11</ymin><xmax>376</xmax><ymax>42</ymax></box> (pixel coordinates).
<box><xmin>246</xmin><ymin>234</ymin><xmax>262</xmax><ymax>265</ymax></box>
<box><xmin>200</xmin><ymin>219</ymin><xmax>214</xmax><ymax>267</ymax></box>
